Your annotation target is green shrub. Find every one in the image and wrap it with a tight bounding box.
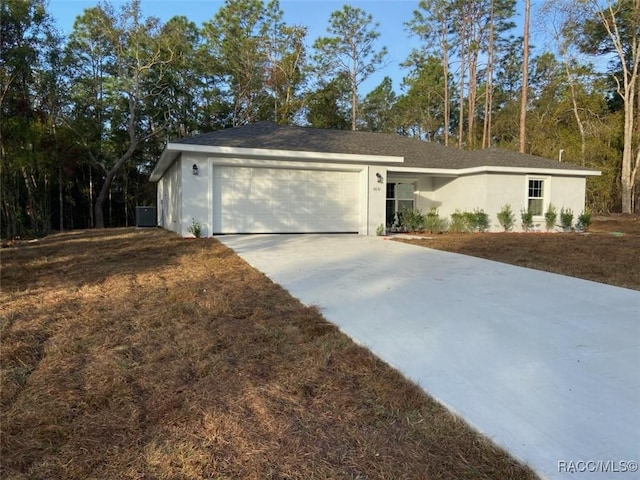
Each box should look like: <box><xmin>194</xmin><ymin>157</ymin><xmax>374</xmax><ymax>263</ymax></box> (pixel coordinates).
<box><xmin>577</xmin><ymin>209</ymin><xmax>592</xmax><ymax>232</ymax></box>
<box><xmin>449</xmin><ymin>210</ymin><xmax>469</xmax><ymax>233</ymax></box>
<box><xmin>497</xmin><ymin>204</ymin><xmax>516</xmax><ymax>232</ymax></box>
<box><xmin>544</xmin><ymin>203</ymin><xmax>557</xmax><ymax>231</ymax></box>
<box><xmin>376</xmin><ymin>224</ymin><xmax>385</xmax><ymax>236</ymax></box>
<box><xmin>462</xmin><ymin>211</ymin><xmax>476</xmax><ymax>230</ymax></box>
<box><xmin>560</xmin><ymin>208</ymin><xmax>574</xmax><ymax>231</ymax></box>
<box><xmin>188</xmin><ymin>218</ymin><xmax>202</xmax><ymax>238</ymax></box>
<box><xmin>399</xmin><ymin>208</ymin><xmax>425</xmax><ymax>232</ymax></box>
<box><xmin>471</xmin><ymin>208</ymin><xmax>490</xmax><ymax>233</ymax></box>
<box><xmin>424</xmin><ymin>208</ymin><xmax>448</xmax><ymax>233</ymax></box>
<box><xmin>520</xmin><ymin>209</ymin><xmax>534</xmax><ymax>232</ymax></box>
<box><xmin>448</xmin><ymin>209</ymin><xmax>490</xmax><ymax>233</ymax></box>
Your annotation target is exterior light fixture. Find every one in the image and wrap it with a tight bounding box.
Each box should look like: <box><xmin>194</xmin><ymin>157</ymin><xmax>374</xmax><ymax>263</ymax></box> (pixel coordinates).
<box><xmin>192</xmin><ymin>163</ymin><xmax>198</xmax><ymax>175</ymax></box>
<box><xmin>376</xmin><ymin>172</ymin><xmax>384</xmax><ymax>183</ymax></box>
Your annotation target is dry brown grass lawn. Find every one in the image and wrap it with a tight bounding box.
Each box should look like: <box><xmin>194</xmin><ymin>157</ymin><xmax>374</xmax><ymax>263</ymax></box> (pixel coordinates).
<box><xmin>0</xmin><ymin>228</ymin><xmax>537</xmax><ymax>479</ymax></box>
<box><xmin>398</xmin><ymin>215</ymin><xmax>640</xmax><ymax>291</ymax></box>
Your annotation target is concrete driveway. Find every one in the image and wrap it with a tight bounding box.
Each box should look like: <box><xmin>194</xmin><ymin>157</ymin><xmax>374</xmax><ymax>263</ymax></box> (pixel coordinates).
<box><xmin>217</xmin><ymin>234</ymin><xmax>640</xmax><ymax>480</ymax></box>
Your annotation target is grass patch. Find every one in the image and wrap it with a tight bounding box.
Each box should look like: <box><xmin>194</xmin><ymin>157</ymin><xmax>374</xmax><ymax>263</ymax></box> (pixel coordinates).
<box><xmin>0</xmin><ymin>228</ymin><xmax>537</xmax><ymax>479</ymax></box>
<box><xmin>399</xmin><ymin>215</ymin><xmax>640</xmax><ymax>291</ymax></box>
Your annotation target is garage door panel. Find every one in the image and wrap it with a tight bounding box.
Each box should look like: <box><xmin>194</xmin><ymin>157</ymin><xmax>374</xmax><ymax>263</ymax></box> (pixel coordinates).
<box><xmin>214</xmin><ymin>166</ymin><xmax>360</xmax><ymax>233</ymax></box>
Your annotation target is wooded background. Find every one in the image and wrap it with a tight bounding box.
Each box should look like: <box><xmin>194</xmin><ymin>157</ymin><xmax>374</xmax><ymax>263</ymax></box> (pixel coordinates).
<box><xmin>1</xmin><ymin>0</ymin><xmax>638</xmax><ymax>238</ymax></box>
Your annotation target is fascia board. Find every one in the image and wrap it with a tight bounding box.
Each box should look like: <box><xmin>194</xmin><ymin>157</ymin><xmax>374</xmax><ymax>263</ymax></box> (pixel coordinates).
<box><xmin>149</xmin><ymin>148</ymin><xmax>179</xmax><ymax>182</ymax></box>
<box><xmin>388</xmin><ymin>165</ymin><xmax>601</xmax><ymax>177</ymax></box>
<box><xmin>209</xmin><ymin>157</ymin><xmax>365</xmax><ymax>171</ymax></box>
<box><xmin>460</xmin><ymin>166</ymin><xmax>602</xmax><ymax>176</ymax></box>
<box><xmin>172</xmin><ymin>143</ymin><xmax>404</xmax><ymax>164</ymax></box>
<box><xmin>387</xmin><ymin>166</ymin><xmax>460</xmax><ymax>176</ymax></box>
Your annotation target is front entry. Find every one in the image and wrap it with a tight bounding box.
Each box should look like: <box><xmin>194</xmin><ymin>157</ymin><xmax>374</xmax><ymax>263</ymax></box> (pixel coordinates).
<box><xmin>386</xmin><ymin>182</ymin><xmax>415</xmax><ymax>228</ymax></box>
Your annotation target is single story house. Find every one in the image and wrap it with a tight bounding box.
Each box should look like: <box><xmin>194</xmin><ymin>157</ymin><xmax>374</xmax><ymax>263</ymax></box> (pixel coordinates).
<box><xmin>149</xmin><ymin>121</ymin><xmax>600</xmax><ymax>236</ymax></box>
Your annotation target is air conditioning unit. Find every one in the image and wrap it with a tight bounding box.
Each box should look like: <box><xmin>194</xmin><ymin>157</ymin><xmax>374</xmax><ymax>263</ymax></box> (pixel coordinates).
<box><xmin>135</xmin><ymin>206</ymin><xmax>157</xmax><ymax>228</ymax></box>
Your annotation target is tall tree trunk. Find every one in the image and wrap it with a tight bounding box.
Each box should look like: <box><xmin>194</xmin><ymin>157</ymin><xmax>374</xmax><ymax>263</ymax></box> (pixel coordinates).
<box><xmin>124</xmin><ymin>170</ymin><xmax>128</xmax><ymax>227</ymax></box>
<box><xmin>564</xmin><ymin>63</ymin><xmax>587</xmax><ymax>164</ymax></box>
<box><xmin>59</xmin><ymin>166</ymin><xmax>64</xmax><ymax>231</ymax></box>
<box><xmin>621</xmin><ymin>80</ymin><xmax>637</xmax><ymax>213</ymax></box>
<box><xmin>351</xmin><ymin>81</ymin><xmax>357</xmax><ymax>131</ymax></box>
<box><xmin>592</xmin><ymin>0</ymin><xmax>639</xmax><ymax>213</ymax></box>
<box><xmin>466</xmin><ymin>8</ymin><xmax>480</xmax><ymax>150</ymax></box>
<box><xmin>439</xmin><ymin>18</ymin><xmax>451</xmax><ymax>147</ymax></box>
<box><xmin>94</xmin><ymin>142</ymin><xmax>137</xmax><ymax>228</ymax></box>
<box><xmin>443</xmin><ymin>56</ymin><xmax>450</xmax><ymax>146</ymax></box>
<box><xmin>467</xmin><ymin>47</ymin><xmax>478</xmax><ymax>148</ymax></box>
<box><xmin>458</xmin><ymin>33</ymin><xmax>466</xmax><ymax>148</ymax></box>
<box><xmin>109</xmin><ymin>187</ymin><xmax>112</xmax><ymax>227</ymax></box>
<box><xmin>519</xmin><ymin>0</ymin><xmax>531</xmax><ymax>153</ymax></box>
<box><xmin>0</xmin><ymin>169</ymin><xmax>19</xmax><ymax>239</ymax></box>
<box><xmin>457</xmin><ymin>11</ymin><xmax>468</xmax><ymax>149</ymax></box>
<box><xmin>89</xmin><ymin>167</ymin><xmax>94</xmax><ymax>228</ymax></box>
<box><xmin>482</xmin><ymin>0</ymin><xmax>495</xmax><ymax>149</ymax></box>
<box><xmin>21</xmin><ymin>166</ymin><xmax>49</xmax><ymax>236</ymax></box>
<box><xmin>95</xmin><ymin>96</ymin><xmax>139</xmax><ymax>228</ymax></box>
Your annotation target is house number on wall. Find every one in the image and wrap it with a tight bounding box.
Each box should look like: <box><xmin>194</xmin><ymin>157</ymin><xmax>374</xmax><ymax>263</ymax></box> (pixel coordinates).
<box><xmin>373</xmin><ymin>187</ymin><xmax>382</xmax><ymax>191</ymax></box>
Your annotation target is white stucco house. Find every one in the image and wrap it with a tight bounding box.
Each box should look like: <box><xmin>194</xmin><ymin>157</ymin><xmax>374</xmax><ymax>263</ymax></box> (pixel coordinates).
<box><xmin>149</xmin><ymin>122</ymin><xmax>600</xmax><ymax>236</ymax></box>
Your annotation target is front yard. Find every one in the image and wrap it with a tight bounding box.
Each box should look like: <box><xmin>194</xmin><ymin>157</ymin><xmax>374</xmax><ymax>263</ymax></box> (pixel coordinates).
<box><xmin>1</xmin><ymin>228</ymin><xmax>537</xmax><ymax>479</ymax></box>
<box><xmin>397</xmin><ymin>214</ymin><xmax>640</xmax><ymax>291</ymax></box>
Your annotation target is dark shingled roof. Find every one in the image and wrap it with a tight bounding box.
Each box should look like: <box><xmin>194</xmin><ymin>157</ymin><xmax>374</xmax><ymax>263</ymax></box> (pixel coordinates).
<box><xmin>173</xmin><ymin>121</ymin><xmax>597</xmax><ymax>172</ymax></box>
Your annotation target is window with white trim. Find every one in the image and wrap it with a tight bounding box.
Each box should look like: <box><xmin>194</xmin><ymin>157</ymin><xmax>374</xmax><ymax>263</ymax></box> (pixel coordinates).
<box><xmin>386</xmin><ymin>182</ymin><xmax>415</xmax><ymax>226</ymax></box>
<box><xmin>528</xmin><ymin>179</ymin><xmax>545</xmax><ymax>216</ymax></box>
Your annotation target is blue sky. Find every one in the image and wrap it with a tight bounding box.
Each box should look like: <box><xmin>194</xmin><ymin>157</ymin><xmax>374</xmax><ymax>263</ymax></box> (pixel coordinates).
<box><xmin>48</xmin><ymin>0</ymin><xmax>542</xmax><ymax>95</ymax></box>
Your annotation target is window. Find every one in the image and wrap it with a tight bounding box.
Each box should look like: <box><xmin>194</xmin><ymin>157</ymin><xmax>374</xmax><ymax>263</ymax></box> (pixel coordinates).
<box><xmin>386</xmin><ymin>182</ymin><xmax>415</xmax><ymax>226</ymax></box>
<box><xmin>528</xmin><ymin>179</ymin><xmax>544</xmax><ymax>216</ymax></box>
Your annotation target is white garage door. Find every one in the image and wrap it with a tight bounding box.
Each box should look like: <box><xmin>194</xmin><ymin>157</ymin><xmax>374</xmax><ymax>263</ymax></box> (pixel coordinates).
<box><xmin>212</xmin><ymin>166</ymin><xmax>361</xmax><ymax>233</ymax></box>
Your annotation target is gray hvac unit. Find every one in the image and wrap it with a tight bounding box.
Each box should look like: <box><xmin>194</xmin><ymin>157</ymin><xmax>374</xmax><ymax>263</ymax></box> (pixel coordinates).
<box><xmin>135</xmin><ymin>206</ymin><xmax>157</xmax><ymax>227</ymax></box>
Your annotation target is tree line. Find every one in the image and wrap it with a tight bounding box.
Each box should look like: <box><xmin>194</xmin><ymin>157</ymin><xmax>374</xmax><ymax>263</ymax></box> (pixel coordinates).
<box><xmin>1</xmin><ymin>0</ymin><xmax>638</xmax><ymax>238</ymax></box>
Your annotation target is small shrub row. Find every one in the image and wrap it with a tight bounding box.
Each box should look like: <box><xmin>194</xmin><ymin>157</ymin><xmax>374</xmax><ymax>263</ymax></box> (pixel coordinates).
<box><xmin>495</xmin><ymin>203</ymin><xmax>591</xmax><ymax>232</ymax></box>
<box><xmin>396</xmin><ymin>205</ymin><xmax>592</xmax><ymax>234</ymax></box>
<box><xmin>397</xmin><ymin>207</ymin><xmax>489</xmax><ymax>234</ymax></box>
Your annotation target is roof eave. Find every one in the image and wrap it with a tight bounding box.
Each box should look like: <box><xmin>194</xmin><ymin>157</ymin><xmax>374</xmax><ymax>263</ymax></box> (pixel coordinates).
<box><xmin>169</xmin><ymin>143</ymin><xmax>405</xmax><ymax>164</ymax></box>
<box><xmin>465</xmin><ymin>165</ymin><xmax>602</xmax><ymax>176</ymax></box>
<box><xmin>149</xmin><ymin>147</ymin><xmax>180</xmax><ymax>182</ymax></box>
<box><xmin>149</xmin><ymin>140</ymin><xmax>601</xmax><ymax>182</ymax></box>
<box><xmin>149</xmin><ymin>143</ymin><xmax>404</xmax><ymax>182</ymax></box>
<box><xmin>388</xmin><ymin>165</ymin><xmax>601</xmax><ymax>176</ymax></box>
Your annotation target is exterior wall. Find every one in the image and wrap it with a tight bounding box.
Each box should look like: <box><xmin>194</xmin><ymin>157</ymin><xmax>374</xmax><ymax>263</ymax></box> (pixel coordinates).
<box><xmin>484</xmin><ymin>173</ymin><xmax>528</xmax><ymax>230</ymax></box>
<box><xmin>547</xmin><ymin>176</ymin><xmax>587</xmax><ymax>221</ymax></box>
<box><xmin>164</xmin><ymin>153</ymin><xmax>376</xmax><ymax>236</ymax></box>
<box><xmin>431</xmin><ymin>173</ymin><xmax>588</xmax><ymax>232</ymax></box>
<box><xmin>415</xmin><ymin>176</ymin><xmax>439</xmax><ymax>212</ymax></box>
<box><xmin>181</xmin><ymin>153</ymin><xmax>211</xmax><ymax>237</ymax></box>
<box><xmin>157</xmin><ymin>156</ymin><xmax>183</xmax><ymax>234</ymax></box>
<box><xmin>155</xmin><ymin>151</ymin><xmax>589</xmax><ymax>236</ymax></box>
<box><xmin>366</xmin><ymin>166</ymin><xmax>387</xmax><ymax>235</ymax></box>
<box><xmin>432</xmin><ymin>174</ymin><xmax>489</xmax><ymax>218</ymax></box>
<box><xmin>485</xmin><ymin>173</ymin><xmax>587</xmax><ymax>230</ymax></box>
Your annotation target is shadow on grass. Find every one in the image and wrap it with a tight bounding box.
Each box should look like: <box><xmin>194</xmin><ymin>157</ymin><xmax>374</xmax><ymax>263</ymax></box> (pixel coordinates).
<box><xmin>1</xmin><ymin>228</ymin><xmax>224</xmax><ymax>293</ymax></box>
<box><xmin>1</xmin><ymin>228</ymin><xmax>539</xmax><ymax>480</ymax></box>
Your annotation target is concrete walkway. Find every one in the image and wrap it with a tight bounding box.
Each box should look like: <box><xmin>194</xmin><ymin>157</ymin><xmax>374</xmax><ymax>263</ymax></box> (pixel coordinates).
<box><xmin>217</xmin><ymin>234</ymin><xmax>640</xmax><ymax>480</ymax></box>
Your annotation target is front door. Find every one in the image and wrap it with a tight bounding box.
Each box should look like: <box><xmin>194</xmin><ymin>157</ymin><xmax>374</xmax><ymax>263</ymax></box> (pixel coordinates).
<box><xmin>386</xmin><ymin>182</ymin><xmax>415</xmax><ymax>227</ymax></box>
